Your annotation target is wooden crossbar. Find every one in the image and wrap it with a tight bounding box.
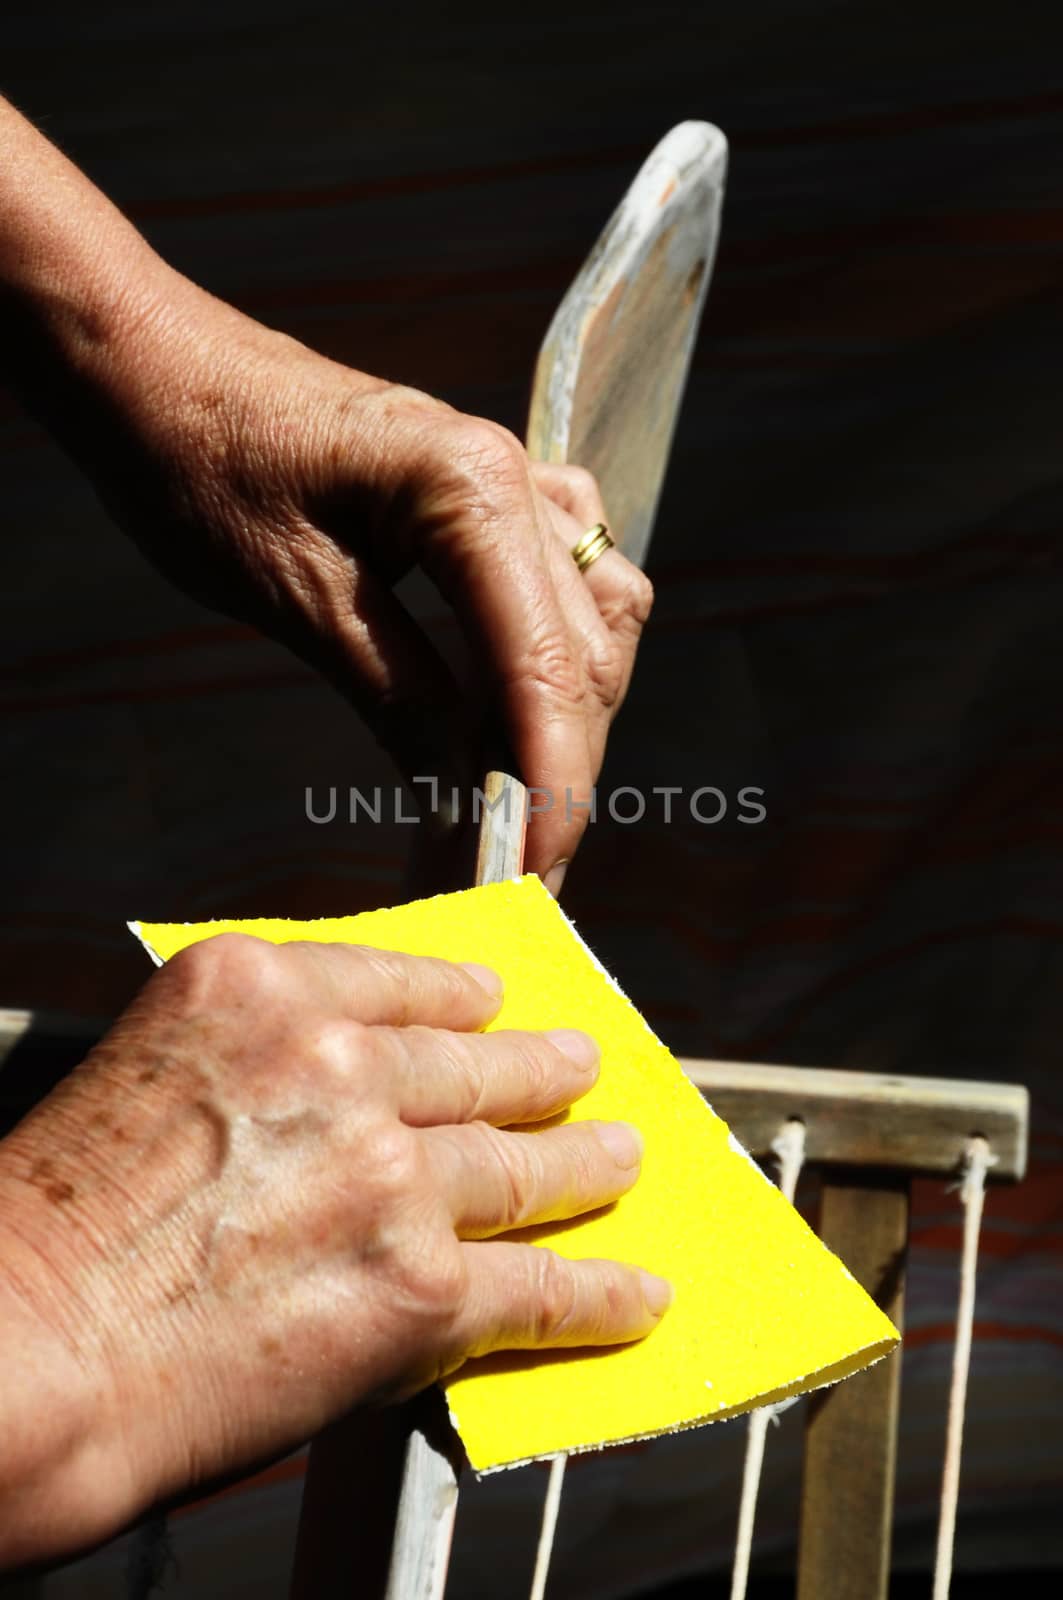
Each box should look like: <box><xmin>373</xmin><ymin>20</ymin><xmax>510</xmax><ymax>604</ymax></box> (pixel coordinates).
<box><xmin>681</xmin><ymin>1058</ymin><xmax>1028</xmax><ymax>1181</ymax></box>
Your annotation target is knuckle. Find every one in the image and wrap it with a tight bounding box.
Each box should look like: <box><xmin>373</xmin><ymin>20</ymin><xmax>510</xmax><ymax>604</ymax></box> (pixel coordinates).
<box><xmin>564</xmin><ymin>463</ymin><xmax>599</xmax><ymax>498</ymax></box>
<box><xmin>509</xmin><ymin>633</ymin><xmax>586</xmax><ymax>708</ymax></box>
<box><xmin>625</xmin><ymin>568</ymin><xmax>654</xmax><ymax>624</ymax></box>
<box><xmin>411</xmin><ymin>1026</ymin><xmax>488</xmax><ymax>1120</ymax></box>
<box><xmin>349</xmin><ymin>945</ymin><xmax>417</xmax><ymax>1021</ymax></box>
<box><xmin>163</xmin><ymin>931</ymin><xmax>273</xmax><ymax>1002</ymax></box>
<box><xmin>452</xmin><ymin>418</ymin><xmax>526</xmax><ymax>488</ymax></box>
<box><xmin>360</xmin><ymin>949</ymin><xmax>483</xmax><ymax>1029</ymax></box>
<box><xmin>303</xmin><ymin>1018</ymin><xmax>364</xmax><ymax>1079</ymax></box>
<box><xmin>473</xmin><ymin>1121</ymin><xmax>528</xmax><ymax>1231</ymax></box>
<box><xmin>584</xmin><ymin>633</ymin><xmax>627</xmax><ymax>705</ymax></box>
<box><xmin>596</xmin><ymin>567</ymin><xmax>654</xmax><ymax>634</ymax></box>
<box><xmin>467</xmin><ymin>415</ymin><xmax>522</xmax><ymax>455</ymax></box>
<box><xmin>357</xmin><ymin>380</ymin><xmax>452</xmax><ymax>450</ymax></box>
<box><xmin>420</xmin><ymin>1247</ymin><xmax>468</xmax><ymax>1321</ymax></box>
<box><xmin>454</xmin><ymin>1041</ymin><xmax>491</xmax><ymax>1123</ymax></box>
<box><xmin>532</xmin><ymin>1249</ymin><xmax>579</xmax><ymax>1341</ymax></box>
<box><xmin>378</xmin><ymin>1227</ymin><xmax>468</xmax><ymax>1351</ymax></box>
<box><xmin>602</xmin><ymin>1269</ymin><xmax>629</xmax><ymax>1322</ymax></box>
<box><xmin>360</xmin><ymin>1120</ymin><xmax>422</xmax><ymax>1207</ymax></box>
<box><xmin>564</xmin><ymin>1127</ymin><xmax>605</xmax><ymax>1206</ymax></box>
<box><xmin>513</xmin><ymin>1037</ymin><xmax>555</xmax><ymax>1111</ymax></box>
<box><xmin>384</xmin><ymin>380</ymin><xmax>447</xmax><ymax>415</ymax></box>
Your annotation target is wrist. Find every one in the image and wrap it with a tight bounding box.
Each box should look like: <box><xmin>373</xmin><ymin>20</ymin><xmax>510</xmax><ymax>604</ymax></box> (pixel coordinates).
<box><xmin>0</xmin><ymin>97</ymin><xmax>196</xmax><ymax>462</ymax></box>
<box><xmin>0</xmin><ymin>1187</ymin><xmax>135</xmax><ymax>1565</ymax></box>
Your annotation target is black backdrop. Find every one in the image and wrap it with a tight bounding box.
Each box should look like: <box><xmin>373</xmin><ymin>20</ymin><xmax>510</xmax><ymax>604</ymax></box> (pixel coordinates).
<box><xmin>2</xmin><ymin>4</ymin><xmax>1062</xmax><ymax>1593</ymax></box>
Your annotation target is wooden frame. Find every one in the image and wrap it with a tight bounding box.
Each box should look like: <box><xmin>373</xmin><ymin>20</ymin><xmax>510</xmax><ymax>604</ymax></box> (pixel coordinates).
<box><xmin>681</xmin><ymin>1059</ymin><xmax>1028</xmax><ymax>1181</ymax></box>
<box><xmin>681</xmin><ymin>1057</ymin><xmax>1028</xmax><ymax>1600</ymax></box>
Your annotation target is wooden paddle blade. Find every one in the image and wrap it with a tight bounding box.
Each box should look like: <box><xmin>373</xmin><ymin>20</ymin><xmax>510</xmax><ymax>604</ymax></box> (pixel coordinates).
<box><xmin>527</xmin><ymin>121</ymin><xmax>727</xmax><ymax>569</ymax></box>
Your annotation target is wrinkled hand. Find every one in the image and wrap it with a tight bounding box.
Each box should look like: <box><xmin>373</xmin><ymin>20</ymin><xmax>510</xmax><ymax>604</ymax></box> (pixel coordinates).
<box><xmin>0</xmin><ymin>935</ymin><xmax>668</xmax><ymax>1564</ymax></box>
<box><xmin>2</xmin><ymin>100</ymin><xmax>653</xmax><ymax>883</ymax></box>
<box><xmin>66</xmin><ymin>268</ymin><xmax>653</xmax><ymax>887</ymax></box>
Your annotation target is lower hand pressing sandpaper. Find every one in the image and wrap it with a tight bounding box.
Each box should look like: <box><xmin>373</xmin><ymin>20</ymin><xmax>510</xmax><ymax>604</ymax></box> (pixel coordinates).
<box><xmin>132</xmin><ymin>874</ymin><xmax>898</xmax><ymax>1472</ymax></box>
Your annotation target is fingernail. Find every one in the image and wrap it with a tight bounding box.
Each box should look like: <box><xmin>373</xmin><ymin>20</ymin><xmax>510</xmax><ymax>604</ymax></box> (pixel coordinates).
<box><xmin>460</xmin><ymin>962</ymin><xmax>504</xmax><ymax>1001</ymax></box>
<box><xmin>594</xmin><ymin>1120</ymin><xmax>644</xmax><ymax>1169</ymax></box>
<box><xmin>639</xmin><ymin>1270</ymin><xmax>674</xmax><ymax>1316</ymax></box>
<box><xmin>545</xmin><ymin>1028</ymin><xmax>600</xmax><ymax>1072</ymax></box>
<box><xmin>543</xmin><ymin>861</ymin><xmax>569</xmax><ymax>899</ymax></box>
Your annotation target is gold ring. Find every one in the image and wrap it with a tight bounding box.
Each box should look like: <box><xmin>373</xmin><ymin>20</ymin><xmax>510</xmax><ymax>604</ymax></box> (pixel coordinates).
<box><xmin>571</xmin><ymin>523</ymin><xmax>614</xmax><ymax>574</ymax></box>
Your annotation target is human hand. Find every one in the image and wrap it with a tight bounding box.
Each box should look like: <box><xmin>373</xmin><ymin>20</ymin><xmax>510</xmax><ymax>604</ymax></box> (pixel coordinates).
<box><xmin>0</xmin><ymin>934</ymin><xmax>669</xmax><ymax>1565</ymax></box>
<box><xmin>94</xmin><ymin>276</ymin><xmax>652</xmax><ymax>886</ymax></box>
<box><xmin>5</xmin><ymin>143</ymin><xmax>652</xmax><ymax>886</ymax></box>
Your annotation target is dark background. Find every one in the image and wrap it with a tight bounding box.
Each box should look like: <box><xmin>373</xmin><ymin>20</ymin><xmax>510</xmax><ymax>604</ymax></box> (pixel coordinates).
<box><xmin>2</xmin><ymin>3</ymin><xmax>1061</xmax><ymax>1595</ymax></box>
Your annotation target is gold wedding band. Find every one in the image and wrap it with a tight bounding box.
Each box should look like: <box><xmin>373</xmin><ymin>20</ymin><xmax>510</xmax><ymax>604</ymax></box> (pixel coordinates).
<box><xmin>571</xmin><ymin>523</ymin><xmax>614</xmax><ymax>574</ymax></box>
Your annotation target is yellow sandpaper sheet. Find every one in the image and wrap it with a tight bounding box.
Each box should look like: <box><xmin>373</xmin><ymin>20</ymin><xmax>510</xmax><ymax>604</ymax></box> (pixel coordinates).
<box><xmin>131</xmin><ymin>875</ymin><xmax>898</xmax><ymax>1473</ymax></box>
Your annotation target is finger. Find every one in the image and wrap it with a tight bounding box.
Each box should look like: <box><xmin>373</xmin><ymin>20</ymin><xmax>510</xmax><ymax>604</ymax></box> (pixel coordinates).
<box><xmin>258</xmin><ymin>529</ymin><xmax>475</xmax><ymax>808</ymax></box>
<box><xmin>454</xmin><ymin>1242</ymin><xmax>673</xmax><ymax>1354</ymax></box>
<box><xmin>537</xmin><ymin>479</ymin><xmax>653</xmax><ymax>718</ymax></box>
<box><xmin>529</xmin><ymin>483</ymin><xmax>653</xmax><ymax>883</ymax></box>
<box><xmin>282</xmin><ymin>941</ymin><xmax>504</xmax><ymax>1030</ymax></box>
<box><xmin>408</xmin><ymin>424</ymin><xmax>601</xmax><ymax>877</ymax></box>
<box><xmin>528</xmin><ymin>463</ymin><xmax>625</xmax><ymax>750</ymax></box>
<box><xmin>508</xmin><ymin>507</ymin><xmax>625</xmax><ymax>877</ymax></box>
<box><xmin>562</xmin><ymin>544</ymin><xmax>652</xmax><ymax>708</ymax></box>
<box><xmin>423</xmin><ymin>1118</ymin><xmax>643</xmax><ymax>1237</ymax></box>
<box><xmin>528</xmin><ymin>461</ymin><xmax>606</xmax><ymax>526</ymax></box>
<box><xmin>529</xmin><ymin>460</ymin><xmax>608</xmax><ymax>529</ymax></box>
<box><xmin>380</xmin><ymin>1025</ymin><xmax>600</xmax><ymax>1126</ymax></box>
<box><xmin>541</xmin><ymin>507</ymin><xmax>630</xmax><ymax>722</ymax></box>
<box><xmin>528</xmin><ymin>522</ymin><xmax>628</xmax><ymax>877</ymax></box>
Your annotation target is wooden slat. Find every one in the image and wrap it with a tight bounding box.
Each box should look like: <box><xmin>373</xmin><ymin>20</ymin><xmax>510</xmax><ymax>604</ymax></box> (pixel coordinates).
<box><xmin>681</xmin><ymin>1057</ymin><xmax>1028</xmax><ymax>1181</ymax></box>
<box><xmin>473</xmin><ymin>771</ymin><xmax>528</xmax><ymax>884</ymax></box>
<box><xmin>0</xmin><ymin>1007</ymin><xmax>34</xmax><ymax>1062</ymax></box>
<box><xmin>375</xmin><ymin>772</ymin><xmax>528</xmax><ymax>1600</ymax></box>
<box><xmin>0</xmin><ymin>1008</ymin><xmax>103</xmax><ymax>1138</ymax></box>
<box><xmin>292</xmin><ymin>777</ymin><xmax>531</xmax><ymax>1599</ymax></box>
<box><xmin>381</xmin><ymin>1392</ymin><xmax>465</xmax><ymax>1600</ymax></box>
<box><xmin>0</xmin><ymin>1006</ymin><xmax>101</xmax><ymax>1065</ymax></box>
<box><xmin>290</xmin><ymin>1389</ymin><xmax>462</xmax><ymax>1600</ymax></box>
<box><xmin>797</xmin><ymin>1174</ymin><xmax>909</xmax><ymax>1600</ymax></box>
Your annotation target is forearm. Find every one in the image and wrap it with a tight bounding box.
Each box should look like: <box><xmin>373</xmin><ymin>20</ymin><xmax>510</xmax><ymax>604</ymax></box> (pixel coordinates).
<box><xmin>0</xmin><ymin>99</ymin><xmax>169</xmax><ymax>413</ymax></box>
<box><xmin>0</xmin><ymin>97</ymin><xmax>367</xmax><ymax>512</ymax></box>
<box><xmin>0</xmin><ymin>95</ymin><xmax>266</xmax><ymax>496</ymax></box>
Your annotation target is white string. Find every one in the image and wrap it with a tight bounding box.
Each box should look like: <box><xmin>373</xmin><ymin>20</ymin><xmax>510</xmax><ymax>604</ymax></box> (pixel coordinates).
<box><xmin>529</xmin><ymin>1453</ymin><xmax>567</xmax><ymax>1600</ymax></box>
<box><xmin>932</xmin><ymin>1136</ymin><xmax>996</xmax><ymax>1600</ymax></box>
<box><xmin>729</xmin><ymin>1119</ymin><xmax>807</xmax><ymax>1600</ymax></box>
